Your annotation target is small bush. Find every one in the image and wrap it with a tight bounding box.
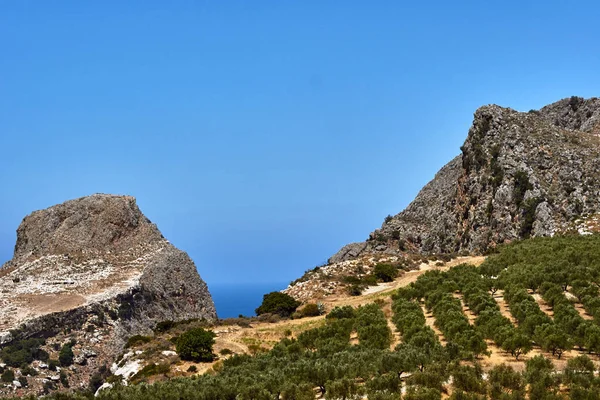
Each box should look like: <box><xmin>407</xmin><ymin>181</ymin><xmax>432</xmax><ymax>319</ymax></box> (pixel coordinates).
<box><xmin>48</xmin><ymin>359</ymin><xmax>59</xmax><ymax>371</ymax></box>
<box><xmin>20</xmin><ymin>365</ymin><xmax>37</xmax><ymax>377</ymax></box>
<box><xmin>327</xmin><ymin>306</ymin><xmax>356</xmax><ymax>320</ymax></box>
<box><xmin>373</xmin><ymin>263</ymin><xmax>398</xmax><ymax>282</ymax></box>
<box><xmin>187</xmin><ymin>365</ymin><xmax>198</xmax><ymax>373</ymax></box>
<box><xmin>347</xmin><ymin>285</ymin><xmax>363</xmax><ymax>296</ymax></box>
<box><xmin>154</xmin><ymin>320</ymin><xmax>176</xmax><ymax>333</ymax></box>
<box><xmin>59</xmin><ymin>344</ymin><xmax>74</xmax><ymax>367</ymax></box>
<box><xmin>126</xmin><ymin>335</ymin><xmax>152</xmax><ymax>348</ymax></box>
<box><xmin>255</xmin><ymin>292</ymin><xmax>300</xmax><ymax>317</ymax></box>
<box><xmin>301</xmin><ymin>303</ymin><xmax>321</xmax><ymax>317</ymax></box>
<box><xmin>132</xmin><ymin>363</ymin><xmax>171</xmax><ymax>381</ymax></box>
<box><xmin>60</xmin><ymin>371</ymin><xmax>69</xmax><ymax>387</ymax></box>
<box><xmin>1</xmin><ymin>368</ymin><xmax>15</xmax><ymax>383</ymax></box>
<box><xmin>219</xmin><ymin>348</ymin><xmax>233</xmax><ymax>356</ymax></box>
<box><xmin>176</xmin><ymin>328</ymin><xmax>216</xmax><ymax>362</ymax></box>
<box><xmin>0</xmin><ymin>338</ymin><xmax>48</xmax><ymax>367</ymax></box>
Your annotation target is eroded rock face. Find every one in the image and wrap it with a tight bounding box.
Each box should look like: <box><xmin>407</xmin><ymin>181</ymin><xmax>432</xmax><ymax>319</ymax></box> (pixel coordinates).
<box><xmin>0</xmin><ymin>194</ymin><xmax>216</xmax><ymax>339</ymax></box>
<box><xmin>330</xmin><ymin>96</ymin><xmax>600</xmax><ymax>262</ymax></box>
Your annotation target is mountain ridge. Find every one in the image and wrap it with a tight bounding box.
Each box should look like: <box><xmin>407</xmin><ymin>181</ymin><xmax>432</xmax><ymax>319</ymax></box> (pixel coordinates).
<box><xmin>329</xmin><ymin>96</ymin><xmax>600</xmax><ymax>263</ymax></box>
<box><xmin>0</xmin><ymin>194</ymin><xmax>216</xmax><ymax>396</ymax></box>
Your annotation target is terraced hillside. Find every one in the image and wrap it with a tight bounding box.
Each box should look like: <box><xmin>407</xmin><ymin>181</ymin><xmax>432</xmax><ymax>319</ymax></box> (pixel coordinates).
<box><xmin>6</xmin><ymin>235</ymin><xmax>600</xmax><ymax>399</ymax></box>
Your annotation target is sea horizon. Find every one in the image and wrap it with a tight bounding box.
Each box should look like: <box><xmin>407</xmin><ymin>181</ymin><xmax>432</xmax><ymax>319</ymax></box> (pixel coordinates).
<box><xmin>208</xmin><ymin>281</ymin><xmax>290</xmax><ymax>319</ymax></box>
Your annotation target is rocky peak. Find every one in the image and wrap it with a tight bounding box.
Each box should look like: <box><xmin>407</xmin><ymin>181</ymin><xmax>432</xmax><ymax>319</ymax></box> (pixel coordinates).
<box><xmin>0</xmin><ymin>194</ymin><xmax>216</xmax><ymax>367</ymax></box>
<box><xmin>329</xmin><ymin>96</ymin><xmax>600</xmax><ymax>262</ymax></box>
<box><xmin>12</xmin><ymin>194</ymin><xmax>162</xmax><ymax>263</ymax></box>
<box><xmin>538</xmin><ymin>96</ymin><xmax>600</xmax><ymax>132</ymax></box>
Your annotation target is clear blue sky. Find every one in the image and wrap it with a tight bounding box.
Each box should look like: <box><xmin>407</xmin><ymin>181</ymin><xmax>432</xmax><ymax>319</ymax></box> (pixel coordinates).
<box><xmin>1</xmin><ymin>1</ymin><xmax>599</xmax><ymax>286</ymax></box>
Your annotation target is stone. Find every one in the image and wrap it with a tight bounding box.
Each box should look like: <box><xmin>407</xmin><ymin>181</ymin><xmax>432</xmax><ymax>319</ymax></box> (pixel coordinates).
<box><xmin>0</xmin><ymin>331</ymin><xmax>12</xmax><ymax>345</ymax></box>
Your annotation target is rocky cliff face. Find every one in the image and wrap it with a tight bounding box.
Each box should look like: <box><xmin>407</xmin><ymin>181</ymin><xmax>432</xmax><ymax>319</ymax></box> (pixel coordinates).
<box><xmin>330</xmin><ymin>96</ymin><xmax>600</xmax><ymax>263</ymax></box>
<box><xmin>0</xmin><ymin>194</ymin><xmax>215</xmax><ymax>395</ymax></box>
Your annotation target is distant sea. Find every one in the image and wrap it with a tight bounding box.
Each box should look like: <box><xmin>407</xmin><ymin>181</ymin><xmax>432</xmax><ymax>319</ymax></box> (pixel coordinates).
<box><xmin>209</xmin><ymin>282</ymin><xmax>289</xmax><ymax>319</ymax></box>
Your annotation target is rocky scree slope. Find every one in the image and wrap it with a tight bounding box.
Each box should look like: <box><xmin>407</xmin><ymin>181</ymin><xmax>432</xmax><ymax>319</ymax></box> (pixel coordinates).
<box><xmin>0</xmin><ymin>194</ymin><xmax>216</xmax><ymax>344</ymax></box>
<box><xmin>331</xmin><ymin>96</ymin><xmax>600</xmax><ymax>263</ymax></box>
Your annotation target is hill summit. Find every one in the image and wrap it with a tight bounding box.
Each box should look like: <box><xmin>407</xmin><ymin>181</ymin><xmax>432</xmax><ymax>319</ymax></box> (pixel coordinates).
<box><xmin>0</xmin><ymin>194</ymin><xmax>215</xmax><ymax>393</ymax></box>
<box><xmin>331</xmin><ymin>96</ymin><xmax>600</xmax><ymax>263</ymax></box>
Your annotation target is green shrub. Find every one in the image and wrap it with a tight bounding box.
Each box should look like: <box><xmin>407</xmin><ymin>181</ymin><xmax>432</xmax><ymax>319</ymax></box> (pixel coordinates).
<box><xmin>59</xmin><ymin>344</ymin><xmax>74</xmax><ymax>367</ymax></box>
<box><xmin>154</xmin><ymin>320</ymin><xmax>176</xmax><ymax>333</ymax></box>
<box><xmin>1</xmin><ymin>368</ymin><xmax>15</xmax><ymax>383</ymax></box>
<box><xmin>520</xmin><ymin>197</ymin><xmax>543</xmax><ymax>238</ymax></box>
<box><xmin>327</xmin><ymin>306</ymin><xmax>356</xmax><ymax>320</ymax></box>
<box><xmin>0</xmin><ymin>338</ymin><xmax>48</xmax><ymax>367</ymax></box>
<box><xmin>187</xmin><ymin>365</ymin><xmax>198</xmax><ymax>373</ymax></box>
<box><xmin>48</xmin><ymin>359</ymin><xmax>59</xmax><ymax>371</ymax></box>
<box><xmin>219</xmin><ymin>348</ymin><xmax>233</xmax><ymax>356</ymax></box>
<box><xmin>513</xmin><ymin>171</ymin><xmax>532</xmax><ymax>208</ymax></box>
<box><xmin>374</xmin><ymin>263</ymin><xmax>398</xmax><ymax>282</ymax></box>
<box><xmin>126</xmin><ymin>335</ymin><xmax>152</xmax><ymax>348</ymax></box>
<box><xmin>176</xmin><ymin>328</ymin><xmax>216</xmax><ymax>362</ymax></box>
<box><xmin>347</xmin><ymin>284</ymin><xmax>363</xmax><ymax>296</ymax></box>
<box><xmin>301</xmin><ymin>303</ymin><xmax>321</xmax><ymax>317</ymax></box>
<box><xmin>60</xmin><ymin>371</ymin><xmax>69</xmax><ymax>387</ymax></box>
<box><xmin>255</xmin><ymin>292</ymin><xmax>300</xmax><ymax>317</ymax></box>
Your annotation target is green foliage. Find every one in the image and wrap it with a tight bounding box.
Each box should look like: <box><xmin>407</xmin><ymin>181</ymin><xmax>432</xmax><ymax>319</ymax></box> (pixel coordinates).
<box><xmin>327</xmin><ymin>306</ymin><xmax>356</xmax><ymax>320</ymax></box>
<box><xmin>0</xmin><ymin>337</ymin><xmax>48</xmax><ymax>367</ymax></box>
<box><xmin>176</xmin><ymin>328</ymin><xmax>216</xmax><ymax>362</ymax></box>
<box><xmin>256</xmin><ymin>292</ymin><xmax>300</xmax><ymax>317</ymax></box>
<box><xmin>513</xmin><ymin>170</ymin><xmax>532</xmax><ymax>208</ymax></box>
<box><xmin>347</xmin><ymin>284</ymin><xmax>363</xmax><ymax>296</ymax></box>
<box><xmin>520</xmin><ymin>197</ymin><xmax>543</xmax><ymax>238</ymax></box>
<box><xmin>60</xmin><ymin>371</ymin><xmax>69</xmax><ymax>387</ymax></box>
<box><xmin>300</xmin><ymin>303</ymin><xmax>321</xmax><ymax>317</ymax></box>
<box><xmin>1</xmin><ymin>368</ymin><xmax>15</xmax><ymax>383</ymax></box>
<box><xmin>24</xmin><ymin>234</ymin><xmax>600</xmax><ymax>400</ymax></box>
<box><xmin>126</xmin><ymin>335</ymin><xmax>153</xmax><ymax>348</ymax></box>
<box><xmin>354</xmin><ymin>304</ymin><xmax>391</xmax><ymax>350</ymax></box>
<box><xmin>131</xmin><ymin>363</ymin><xmax>171</xmax><ymax>381</ymax></box>
<box><xmin>489</xmin><ymin>145</ymin><xmax>504</xmax><ymax>190</ymax></box>
<box><xmin>488</xmin><ymin>364</ymin><xmax>525</xmax><ymax>400</ymax></box>
<box><xmin>59</xmin><ymin>343</ymin><xmax>74</xmax><ymax>367</ymax></box>
<box><xmin>48</xmin><ymin>359</ymin><xmax>59</xmax><ymax>371</ymax></box>
<box><xmin>373</xmin><ymin>263</ymin><xmax>398</xmax><ymax>282</ymax></box>
<box><xmin>154</xmin><ymin>320</ymin><xmax>176</xmax><ymax>333</ymax></box>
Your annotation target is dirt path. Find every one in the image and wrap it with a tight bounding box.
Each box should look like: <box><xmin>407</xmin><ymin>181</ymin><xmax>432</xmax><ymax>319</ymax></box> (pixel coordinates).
<box><xmin>421</xmin><ymin>303</ymin><xmax>447</xmax><ymax>344</ymax></box>
<box><xmin>454</xmin><ymin>293</ymin><xmax>477</xmax><ymax>324</ymax></box>
<box><xmin>207</xmin><ymin>256</ymin><xmax>486</xmax><ymax>359</ymax></box>
<box><xmin>532</xmin><ymin>293</ymin><xmax>555</xmax><ymax>318</ymax></box>
<box><xmin>494</xmin><ymin>290</ymin><xmax>518</xmax><ymax>325</ymax></box>
<box><xmin>566</xmin><ymin>292</ymin><xmax>595</xmax><ymax>321</ymax></box>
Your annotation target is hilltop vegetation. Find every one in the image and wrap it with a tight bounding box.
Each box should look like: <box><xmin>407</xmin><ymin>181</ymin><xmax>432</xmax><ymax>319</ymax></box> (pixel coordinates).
<box><xmin>5</xmin><ymin>234</ymin><xmax>600</xmax><ymax>399</ymax></box>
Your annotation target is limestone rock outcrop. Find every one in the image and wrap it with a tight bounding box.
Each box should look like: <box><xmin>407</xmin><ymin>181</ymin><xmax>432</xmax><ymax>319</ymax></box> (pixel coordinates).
<box><xmin>0</xmin><ymin>194</ymin><xmax>216</xmax><ymax>341</ymax></box>
<box><xmin>330</xmin><ymin>96</ymin><xmax>600</xmax><ymax>262</ymax></box>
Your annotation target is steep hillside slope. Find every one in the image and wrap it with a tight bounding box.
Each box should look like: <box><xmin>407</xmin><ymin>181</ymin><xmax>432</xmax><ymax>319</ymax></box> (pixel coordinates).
<box><xmin>0</xmin><ymin>194</ymin><xmax>215</xmax><ymax>396</ymax></box>
<box><xmin>330</xmin><ymin>96</ymin><xmax>600</xmax><ymax>262</ymax></box>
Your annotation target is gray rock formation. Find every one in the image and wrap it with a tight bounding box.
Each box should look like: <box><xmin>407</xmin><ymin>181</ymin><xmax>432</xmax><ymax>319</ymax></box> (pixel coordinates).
<box><xmin>0</xmin><ymin>194</ymin><xmax>216</xmax><ymax>341</ymax></box>
<box><xmin>330</xmin><ymin>96</ymin><xmax>600</xmax><ymax>262</ymax></box>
